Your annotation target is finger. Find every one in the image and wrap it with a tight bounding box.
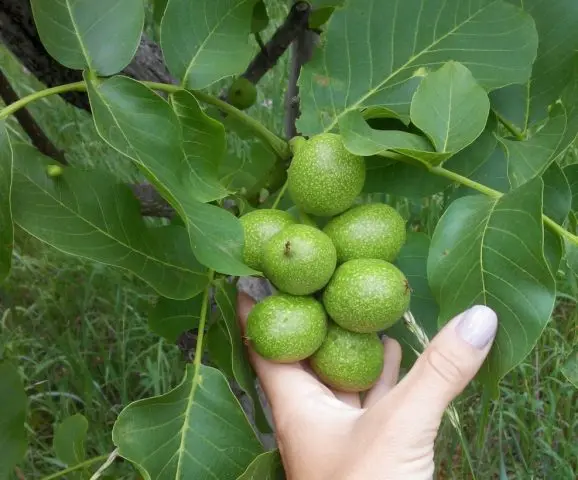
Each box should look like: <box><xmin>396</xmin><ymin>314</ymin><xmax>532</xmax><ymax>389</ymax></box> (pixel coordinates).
<box><xmin>237</xmin><ymin>292</ymin><xmax>328</xmax><ymax>412</ymax></box>
<box><xmin>374</xmin><ymin>305</ymin><xmax>498</xmax><ymax>428</ymax></box>
<box><xmin>333</xmin><ymin>390</ymin><xmax>361</xmax><ymax>408</ymax></box>
<box><xmin>362</xmin><ymin>337</ymin><xmax>402</xmax><ymax>409</ymax></box>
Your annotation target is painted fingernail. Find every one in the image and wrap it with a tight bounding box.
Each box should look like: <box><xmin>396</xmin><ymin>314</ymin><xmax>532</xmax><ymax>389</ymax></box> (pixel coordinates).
<box><xmin>455</xmin><ymin>305</ymin><xmax>498</xmax><ymax>349</ymax></box>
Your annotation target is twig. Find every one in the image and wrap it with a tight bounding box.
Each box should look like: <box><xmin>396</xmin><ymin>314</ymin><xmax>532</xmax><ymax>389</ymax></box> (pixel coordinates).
<box><xmin>89</xmin><ymin>449</ymin><xmax>119</xmax><ymax>480</ymax></box>
<box><xmin>284</xmin><ymin>28</ymin><xmax>318</xmax><ymax>139</ymax></box>
<box><xmin>241</xmin><ymin>1</ymin><xmax>312</xmax><ymax>85</ymax></box>
<box><xmin>0</xmin><ymin>68</ymin><xmax>67</xmax><ymax>163</ymax></box>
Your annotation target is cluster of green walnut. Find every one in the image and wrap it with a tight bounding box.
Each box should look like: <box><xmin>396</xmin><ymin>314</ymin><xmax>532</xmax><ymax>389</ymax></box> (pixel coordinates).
<box><xmin>240</xmin><ymin>133</ymin><xmax>411</xmax><ymax>393</ymax></box>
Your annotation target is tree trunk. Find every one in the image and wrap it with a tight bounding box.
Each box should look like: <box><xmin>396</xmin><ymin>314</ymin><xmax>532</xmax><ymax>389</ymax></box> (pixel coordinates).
<box><xmin>0</xmin><ymin>0</ymin><xmax>175</xmax><ymax>111</ymax></box>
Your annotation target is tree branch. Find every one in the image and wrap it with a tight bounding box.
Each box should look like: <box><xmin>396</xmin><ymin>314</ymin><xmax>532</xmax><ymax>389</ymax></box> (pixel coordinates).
<box><xmin>241</xmin><ymin>1</ymin><xmax>312</xmax><ymax>85</ymax></box>
<box><xmin>284</xmin><ymin>28</ymin><xmax>318</xmax><ymax>139</ymax></box>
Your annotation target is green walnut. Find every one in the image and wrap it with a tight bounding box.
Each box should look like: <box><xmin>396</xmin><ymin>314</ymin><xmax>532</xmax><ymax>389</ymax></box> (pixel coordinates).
<box><xmin>310</xmin><ymin>323</ymin><xmax>384</xmax><ymax>392</ymax></box>
<box><xmin>228</xmin><ymin>77</ymin><xmax>257</xmax><ymax>110</ymax></box>
<box><xmin>240</xmin><ymin>209</ymin><xmax>296</xmax><ymax>271</ymax></box>
<box><xmin>246</xmin><ymin>293</ymin><xmax>328</xmax><ymax>363</ymax></box>
<box><xmin>287</xmin><ymin>133</ymin><xmax>365</xmax><ymax>217</ymax></box>
<box><xmin>263</xmin><ymin>224</ymin><xmax>337</xmax><ymax>295</ymax></box>
<box><xmin>323</xmin><ymin>258</ymin><xmax>410</xmax><ymax>333</ymax></box>
<box><xmin>323</xmin><ymin>203</ymin><xmax>407</xmax><ymax>263</ymax></box>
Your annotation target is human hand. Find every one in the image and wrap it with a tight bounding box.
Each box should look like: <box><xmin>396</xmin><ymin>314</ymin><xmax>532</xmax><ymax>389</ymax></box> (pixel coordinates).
<box><xmin>237</xmin><ymin>292</ymin><xmax>498</xmax><ymax>480</ymax></box>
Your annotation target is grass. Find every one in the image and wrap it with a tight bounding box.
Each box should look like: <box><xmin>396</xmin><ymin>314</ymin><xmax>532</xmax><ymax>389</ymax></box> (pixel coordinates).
<box><xmin>1</xmin><ymin>6</ymin><xmax>577</xmax><ymax>479</ymax></box>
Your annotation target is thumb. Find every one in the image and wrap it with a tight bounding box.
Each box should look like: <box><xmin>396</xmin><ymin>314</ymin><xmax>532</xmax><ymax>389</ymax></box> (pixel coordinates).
<box><xmin>390</xmin><ymin>305</ymin><xmax>498</xmax><ymax>428</ymax></box>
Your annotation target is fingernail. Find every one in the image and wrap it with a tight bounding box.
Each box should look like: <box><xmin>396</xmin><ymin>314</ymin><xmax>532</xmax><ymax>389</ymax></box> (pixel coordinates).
<box><xmin>455</xmin><ymin>305</ymin><xmax>498</xmax><ymax>349</ymax></box>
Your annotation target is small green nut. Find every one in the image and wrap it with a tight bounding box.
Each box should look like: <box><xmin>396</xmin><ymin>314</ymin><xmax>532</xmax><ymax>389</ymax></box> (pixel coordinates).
<box><xmin>323</xmin><ymin>203</ymin><xmax>407</xmax><ymax>263</ymax></box>
<box><xmin>323</xmin><ymin>259</ymin><xmax>410</xmax><ymax>333</ymax></box>
<box><xmin>46</xmin><ymin>164</ymin><xmax>64</xmax><ymax>177</ymax></box>
<box><xmin>246</xmin><ymin>293</ymin><xmax>328</xmax><ymax>363</ymax></box>
<box><xmin>288</xmin><ymin>133</ymin><xmax>365</xmax><ymax>217</ymax></box>
<box><xmin>310</xmin><ymin>323</ymin><xmax>384</xmax><ymax>392</ymax></box>
<box><xmin>240</xmin><ymin>209</ymin><xmax>296</xmax><ymax>271</ymax></box>
<box><xmin>263</xmin><ymin>224</ymin><xmax>337</xmax><ymax>295</ymax></box>
<box><xmin>228</xmin><ymin>77</ymin><xmax>257</xmax><ymax>110</ymax></box>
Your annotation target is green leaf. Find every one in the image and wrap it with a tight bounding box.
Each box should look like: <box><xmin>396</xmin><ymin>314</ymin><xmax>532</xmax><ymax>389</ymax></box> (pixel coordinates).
<box><xmin>560</xmin><ymin>348</ymin><xmax>578</xmax><ymax>388</ymax></box>
<box><xmin>428</xmin><ymin>178</ymin><xmax>556</xmax><ymax>387</ymax></box>
<box><xmin>170</xmin><ymin>90</ymin><xmax>230</xmax><ymax>203</ymax></box>
<box><xmin>363</xmin><ymin>157</ymin><xmax>450</xmax><ymax>198</ymax></box>
<box><xmin>444</xmin><ymin>117</ymin><xmax>500</xmax><ymax>180</ymax></box>
<box><xmin>149</xmin><ymin>296</ymin><xmax>203</xmax><ymax>343</ymax></box>
<box><xmin>207</xmin><ymin>281</ymin><xmax>271</xmax><ymax>433</ymax></box>
<box><xmin>53</xmin><ymin>414</ymin><xmax>88</xmax><ymax>476</ymax></box>
<box><xmin>153</xmin><ymin>0</ymin><xmax>170</xmax><ymax>26</ymax></box>
<box><xmin>541</xmin><ymin>163</ymin><xmax>570</xmax><ymax>274</ymax></box>
<box><xmin>542</xmin><ymin>163</ymin><xmax>571</xmax><ymax>225</ymax></box>
<box><xmin>11</xmin><ymin>143</ymin><xmax>208</xmax><ymax>300</ymax></box>
<box><xmin>339</xmin><ymin>110</ymin><xmax>437</xmax><ymax>165</ymax></box>
<box><xmin>161</xmin><ymin>0</ymin><xmax>257</xmax><ymax>89</ymax></box>
<box><xmin>491</xmin><ymin>0</ymin><xmax>578</xmax><ymax>130</ymax></box>
<box><xmin>30</xmin><ymin>0</ymin><xmax>144</xmax><ymax>75</ymax></box>
<box><xmin>113</xmin><ymin>364</ymin><xmax>263</xmax><ymax>479</ymax></box>
<box><xmin>297</xmin><ymin>0</ymin><xmax>538</xmax><ymax>136</ymax></box>
<box><xmin>410</xmin><ymin>62</ymin><xmax>490</xmax><ymax>157</ymax></box>
<box><xmin>0</xmin><ymin>122</ymin><xmax>13</xmax><ymax>282</ymax></box>
<box><xmin>500</xmin><ymin>101</ymin><xmax>578</xmax><ymax>188</ymax></box>
<box><xmin>0</xmin><ymin>362</ymin><xmax>27</xmax><ymax>480</ymax></box>
<box><xmin>451</xmin><ymin>143</ymin><xmax>510</xmax><ymax>199</ymax></box>
<box><xmin>86</xmin><ymin>76</ymin><xmax>256</xmax><ymax>276</ymax></box>
<box><xmin>564</xmin><ymin>164</ymin><xmax>578</xmax><ymax>212</ymax></box>
<box><xmin>387</xmin><ymin>233</ymin><xmax>439</xmax><ymax>369</ymax></box>
<box><xmin>237</xmin><ymin>449</ymin><xmax>281</xmax><ymax>479</ymax></box>
<box><xmin>251</xmin><ymin>1</ymin><xmax>269</xmax><ymax>33</ymax></box>
<box><xmin>220</xmin><ymin>139</ymin><xmax>277</xmax><ymax>193</ymax></box>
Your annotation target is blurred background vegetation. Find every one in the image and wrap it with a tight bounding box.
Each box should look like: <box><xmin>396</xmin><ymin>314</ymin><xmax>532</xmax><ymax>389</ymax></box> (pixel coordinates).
<box><xmin>0</xmin><ymin>1</ymin><xmax>576</xmax><ymax>478</ymax></box>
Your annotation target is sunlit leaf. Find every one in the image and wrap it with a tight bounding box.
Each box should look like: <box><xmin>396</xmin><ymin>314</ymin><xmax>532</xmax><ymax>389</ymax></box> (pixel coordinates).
<box><xmin>30</xmin><ymin>0</ymin><xmax>144</xmax><ymax>75</ymax></box>
<box><xmin>53</xmin><ymin>414</ymin><xmax>88</xmax><ymax>477</ymax></box>
<box><xmin>297</xmin><ymin>0</ymin><xmax>538</xmax><ymax>136</ymax></box>
<box><xmin>207</xmin><ymin>281</ymin><xmax>271</xmax><ymax>433</ymax></box>
<box><xmin>86</xmin><ymin>76</ymin><xmax>256</xmax><ymax>276</ymax></box>
<box><xmin>0</xmin><ymin>122</ymin><xmax>13</xmax><ymax>282</ymax></box>
<box><xmin>410</xmin><ymin>62</ymin><xmax>490</xmax><ymax>158</ymax></box>
<box><xmin>340</xmin><ymin>110</ymin><xmax>437</xmax><ymax>165</ymax></box>
<box><xmin>11</xmin><ymin>143</ymin><xmax>208</xmax><ymax>300</ymax></box>
<box><xmin>428</xmin><ymin>178</ymin><xmax>556</xmax><ymax>387</ymax></box>
<box><xmin>237</xmin><ymin>449</ymin><xmax>281</xmax><ymax>479</ymax></box>
<box><xmin>491</xmin><ymin>0</ymin><xmax>578</xmax><ymax>130</ymax></box>
<box><xmin>161</xmin><ymin>0</ymin><xmax>257</xmax><ymax>89</ymax></box>
<box><xmin>149</xmin><ymin>295</ymin><xmax>203</xmax><ymax>343</ymax></box>
<box><xmin>170</xmin><ymin>90</ymin><xmax>230</xmax><ymax>203</ymax></box>
<box><xmin>387</xmin><ymin>233</ymin><xmax>439</xmax><ymax>368</ymax></box>
<box><xmin>0</xmin><ymin>362</ymin><xmax>27</xmax><ymax>479</ymax></box>
<box><xmin>113</xmin><ymin>364</ymin><xmax>263</xmax><ymax>479</ymax></box>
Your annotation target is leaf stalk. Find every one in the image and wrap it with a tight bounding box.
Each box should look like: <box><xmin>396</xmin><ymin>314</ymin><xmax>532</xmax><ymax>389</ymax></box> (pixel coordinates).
<box><xmin>40</xmin><ymin>454</ymin><xmax>110</xmax><ymax>480</ymax></box>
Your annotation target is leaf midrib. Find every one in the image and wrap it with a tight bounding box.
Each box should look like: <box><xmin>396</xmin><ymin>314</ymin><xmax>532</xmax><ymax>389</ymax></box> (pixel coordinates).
<box><xmin>64</xmin><ymin>0</ymin><xmax>94</xmax><ymax>71</ymax></box>
<box><xmin>16</xmin><ymin>169</ymin><xmax>197</xmax><ymax>275</ymax></box>
<box><xmin>180</xmin><ymin>0</ymin><xmax>252</xmax><ymax>86</ymax></box>
<box><xmin>323</xmin><ymin>0</ymin><xmax>498</xmax><ymax>133</ymax></box>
